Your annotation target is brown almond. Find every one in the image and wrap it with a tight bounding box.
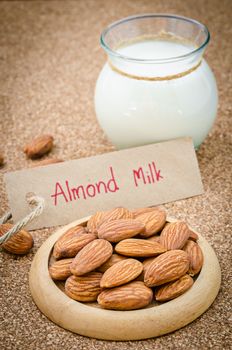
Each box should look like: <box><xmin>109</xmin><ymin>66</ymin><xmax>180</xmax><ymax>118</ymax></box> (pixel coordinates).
<box><xmin>23</xmin><ymin>134</ymin><xmax>54</xmax><ymax>158</ymax></box>
<box><xmin>97</xmin><ymin>281</ymin><xmax>153</xmax><ymax>310</ymax></box>
<box><xmin>115</xmin><ymin>238</ymin><xmax>166</xmax><ymax>257</ymax></box>
<box><xmin>30</xmin><ymin>158</ymin><xmax>63</xmax><ymax>168</ymax></box>
<box><xmin>160</xmin><ymin>222</ymin><xmax>190</xmax><ymax>250</ymax></box>
<box><xmin>183</xmin><ymin>240</ymin><xmax>204</xmax><ymax>276</ymax></box>
<box><xmin>100</xmin><ymin>259</ymin><xmax>143</xmax><ymax>288</ymax></box>
<box><xmin>135</xmin><ymin>208</ymin><xmax>166</xmax><ymax>238</ymax></box>
<box><xmin>49</xmin><ymin>258</ymin><xmax>73</xmax><ymax>280</ymax></box>
<box><xmin>97</xmin><ymin>219</ymin><xmax>145</xmax><ymax>243</ymax></box>
<box><xmin>87</xmin><ymin>211</ymin><xmax>105</xmax><ymax>233</ymax></box>
<box><xmin>65</xmin><ymin>272</ymin><xmax>102</xmax><ymax>302</ymax></box>
<box><xmin>53</xmin><ymin>225</ymin><xmax>95</xmax><ymax>259</ymax></box>
<box><xmin>70</xmin><ymin>239</ymin><xmax>113</xmax><ymax>276</ymax></box>
<box><xmin>155</xmin><ymin>274</ymin><xmax>194</xmax><ymax>301</ymax></box>
<box><xmin>189</xmin><ymin>230</ymin><xmax>199</xmax><ymax>241</ymax></box>
<box><xmin>147</xmin><ymin>235</ymin><xmax>160</xmax><ymax>243</ymax></box>
<box><xmin>131</xmin><ymin>207</ymin><xmax>158</xmax><ymax>218</ymax></box>
<box><xmin>144</xmin><ymin>250</ymin><xmax>189</xmax><ymax>287</ymax></box>
<box><xmin>0</xmin><ymin>223</ymin><xmax>33</xmax><ymax>255</ymax></box>
<box><xmin>98</xmin><ymin>253</ymin><xmax>127</xmax><ymax>273</ymax></box>
<box><xmin>102</xmin><ymin>207</ymin><xmax>133</xmax><ymax>222</ymax></box>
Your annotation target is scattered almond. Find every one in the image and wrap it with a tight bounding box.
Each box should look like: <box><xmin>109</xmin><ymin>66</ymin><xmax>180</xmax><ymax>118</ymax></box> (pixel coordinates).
<box><xmin>23</xmin><ymin>134</ymin><xmax>54</xmax><ymax>158</ymax></box>
<box><xmin>0</xmin><ymin>153</ymin><xmax>4</xmax><ymax>166</ymax></box>
<box><xmin>0</xmin><ymin>223</ymin><xmax>33</xmax><ymax>255</ymax></box>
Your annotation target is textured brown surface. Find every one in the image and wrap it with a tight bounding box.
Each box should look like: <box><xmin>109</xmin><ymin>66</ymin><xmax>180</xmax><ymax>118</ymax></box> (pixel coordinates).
<box><xmin>0</xmin><ymin>0</ymin><xmax>231</xmax><ymax>349</ymax></box>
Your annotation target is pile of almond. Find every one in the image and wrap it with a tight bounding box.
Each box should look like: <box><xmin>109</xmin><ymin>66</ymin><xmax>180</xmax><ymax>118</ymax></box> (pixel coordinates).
<box><xmin>49</xmin><ymin>207</ymin><xmax>203</xmax><ymax>310</ymax></box>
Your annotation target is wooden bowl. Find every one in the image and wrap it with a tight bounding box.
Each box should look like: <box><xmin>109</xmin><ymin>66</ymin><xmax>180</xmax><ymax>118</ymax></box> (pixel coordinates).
<box><xmin>29</xmin><ymin>216</ymin><xmax>221</xmax><ymax>340</ymax></box>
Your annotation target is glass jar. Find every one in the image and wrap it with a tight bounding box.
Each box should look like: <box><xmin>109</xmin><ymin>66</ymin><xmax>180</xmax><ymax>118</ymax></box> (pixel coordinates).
<box><xmin>95</xmin><ymin>14</ymin><xmax>218</xmax><ymax>149</ymax></box>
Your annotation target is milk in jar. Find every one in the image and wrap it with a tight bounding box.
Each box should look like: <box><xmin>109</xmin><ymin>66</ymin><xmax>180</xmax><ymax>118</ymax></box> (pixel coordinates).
<box><xmin>95</xmin><ymin>15</ymin><xmax>218</xmax><ymax>149</ymax></box>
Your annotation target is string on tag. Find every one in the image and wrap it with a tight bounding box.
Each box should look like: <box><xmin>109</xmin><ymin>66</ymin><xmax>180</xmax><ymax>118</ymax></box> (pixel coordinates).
<box><xmin>0</xmin><ymin>195</ymin><xmax>45</xmax><ymax>244</ymax></box>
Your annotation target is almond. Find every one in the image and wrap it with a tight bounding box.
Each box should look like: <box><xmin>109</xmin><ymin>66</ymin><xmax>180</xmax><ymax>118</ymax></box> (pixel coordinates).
<box><xmin>160</xmin><ymin>222</ymin><xmax>190</xmax><ymax>250</ymax></box>
<box><xmin>98</xmin><ymin>253</ymin><xmax>127</xmax><ymax>273</ymax></box>
<box><xmin>0</xmin><ymin>223</ymin><xmax>33</xmax><ymax>255</ymax></box>
<box><xmin>147</xmin><ymin>235</ymin><xmax>160</xmax><ymax>243</ymax></box>
<box><xmin>70</xmin><ymin>239</ymin><xmax>113</xmax><ymax>276</ymax></box>
<box><xmin>132</xmin><ymin>207</ymin><xmax>158</xmax><ymax>218</ymax></box>
<box><xmin>97</xmin><ymin>281</ymin><xmax>153</xmax><ymax>310</ymax></box>
<box><xmin>100</xmin><ymin>258</ymin><xmax>143</xmax><ymax>288</ymax></box>
<box><xmin>23</xmin><ymin>134</ymin><xmax>54</xmax><ymax>159</ymax></box>
<box><xmin>53</xmin><ymin>225</ymin><xmax>95</xmax><ymax>259</ymax></box>
<box><xmin>87</xmin><ymin>211</ymin><xmax>105</xmax><ymax>233</ymax></box>
<box><xmin>49</xmin><ymin>258</ymin><xmax>73</xmax><ymax>280</ymax></box>
<box><xmin>183</xmin><ymin>240</ymin><xmax>203</xmax><ymax>276</ymax></box>
<box><xmin>30</xmin><ymin>158</ymin><xmax>63</xmax><ymax>167</ymax></box>
<box><xmin>189</xmin><ymin>230</ymin><xmax>199</xmax><ymax>241</ymax></box>
<box><xmin>97</xmin><ymin>219</ymin><xmax>145</xmax><ymax>243</ymax></box>
<box><xmin>102</xmin><ymin>207</ymin><xmax>133</xmax><ymax>222</ymax></box>
<box><xmin>155</xmin><ymin>274</ymin><xmax>194</xmax><ymax>301</ymax></box>
<box><xmin>135</xmin><ymin>207</ymin><xmax>166</xmax><ymax>238</ymax></box>
<box><xmin>115</xmin><ymin>238</ymin><xmax>166</xmax><ymax>257</ymax></box>
<box><xmin>144</xmin><ymin>250</ymin><xmax>189</xmax><ymax>287</ymax></box>
<box><xmin>65</xmin><ymin>272</ymin><xmax>102</xmax><ymax>302</ymax></box>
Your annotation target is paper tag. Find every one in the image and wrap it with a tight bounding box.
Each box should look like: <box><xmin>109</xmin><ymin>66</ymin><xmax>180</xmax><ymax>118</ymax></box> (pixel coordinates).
<box><xmin>4</xmin><ymin>138</ymin><xmax>203</xmax><ymax>230</ymax></box>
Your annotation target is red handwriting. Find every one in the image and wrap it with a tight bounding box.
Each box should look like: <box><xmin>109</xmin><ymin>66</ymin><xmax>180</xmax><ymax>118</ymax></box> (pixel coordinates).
<box><xmin>51</xmin><ymin>166</ymin><xmax>119</xmax><ymax>206</ymax></box>
<box><xmin>51</xmin><ymin>162</ymin><xmax>163</xmax><ymax>206</ymax></box>
<box><xmin>133</xmin><ymin>162</ymin><xmax>163</xmax><ymax>187</ymax></box>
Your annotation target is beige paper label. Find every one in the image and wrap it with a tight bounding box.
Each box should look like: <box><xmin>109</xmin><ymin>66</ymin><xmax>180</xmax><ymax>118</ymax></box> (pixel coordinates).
<box><xmin>4</xmin><ymin>138</ymin><xmax>203</xmax><ymax>230</ymax></box>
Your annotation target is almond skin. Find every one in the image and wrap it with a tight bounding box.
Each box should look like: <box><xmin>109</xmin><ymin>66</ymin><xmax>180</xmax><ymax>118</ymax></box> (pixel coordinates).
<box><xmin>87</xmin><ymin>211</ymin><xmax>105</xmax><ymax>233</ymax></box>
<box><xmin>147</xmin><ymin>235</ymin><xmax>160</xmax><ymax>243</ymax></box>
<box><xmin>53</xmin><ymin>225</ymin><xmax>95</xmax><ymax>259</ymax></box>
<box><xmin>97</xmin><ymin>219</ymin><xmax>145</xmax><ymax>243</ymax></box>
<box><xmin>49</xmin><ymin>258</ymin><xmax>73</xmax><ymax>280</ymax></box>
<box><xmin>132</xmin><ymin>207</ymin><xmax>158</xmax><ymax>218</ymax></box>
<box><xmin>155</xmin><ymin>274</ymin><xmax>194</xmax><ymax>301</ymax></box>
<box><xmin>97</xmin><ymin>281</ymin><xmax>153</xmax><ymax>310</ymax></box>
<box><xmin>65</xmin><ymin>272</ymin><xmax>102</xmax><ymax>302</ymax></box>
<box><xmin>160</xmin><ymin>222</ymin><xmax>190</xmax><ymax>250</ymax></box>
<box><xmin>183</xmin><ymin>240</ymin><xmax>204</xmax><ymax>276</ymax></box>
<box><xmin>115</xmin><ymin>238</ymin><xmax>166</xmax><ymax>257</ymax></box>
<box><xmin>0</xmin><ymin>153</ymin><xmax>4</xmax><ymax>166</ymax></box>
<box><xmin>98</xmin><ymin>253</ymin><xmax>127</xmax><ymax>273</ymax></box>
<box><xmin>0</xmin><ymin>223</ymin><xmax>33</xmax><ymax>255</ymax></box>
<box><xmin>100</xmin><ymin>259</ymin><xmax>143</xmax><ymax>288</ymax></box>
<box><xmin>70</xmin><ymin>239</ymin><xmax>113</xmax><ymax>276</ymax></box>
<box><xmin>102</xmin><ymin>207</ymin><xmax>133</xmax><ymax>222</ymax></box>
<box><xmin>144</xmin><ymin>250</ymin><xmax>189</xmax><ymax>287</ymax></box>
<box><xmin>23</xmin><ymin>134</ymin><xmax>54</xmax><ymax>159</ymax></box>
<box><xmin>189</xmin><ymin>230</ymin><xmax>199</xmax><ymax>241</ymax></box>
<box><xmin>135</xmin><ymin>207</ymin><xmax>166</xmax><ymax>238</ymax></box>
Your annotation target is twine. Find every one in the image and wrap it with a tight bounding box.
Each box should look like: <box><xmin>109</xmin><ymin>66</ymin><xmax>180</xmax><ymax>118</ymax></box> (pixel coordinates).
<box><xmin>108</xmin><ymin>59</ymin><xmax>202</xmax><ymax>81</ymax></box>
<box><xmin>0</xmin><ymin>196</ymin><xmax>45</xmax><ymax>244</ymax></box>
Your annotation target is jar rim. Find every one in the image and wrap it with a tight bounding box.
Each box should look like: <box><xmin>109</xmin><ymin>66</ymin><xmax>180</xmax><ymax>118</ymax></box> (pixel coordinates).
<box><xmin>100</xmin><ymin>14</ymin><xmax>210</xmax><ymax>64</ymax></box>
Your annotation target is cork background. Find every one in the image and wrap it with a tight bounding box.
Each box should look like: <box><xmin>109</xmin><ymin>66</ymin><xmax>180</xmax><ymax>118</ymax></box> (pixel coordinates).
<box><xmin>0</xmin><ymin>0</ymin><xmax>231</xmax><ymax>349</ymax></box>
